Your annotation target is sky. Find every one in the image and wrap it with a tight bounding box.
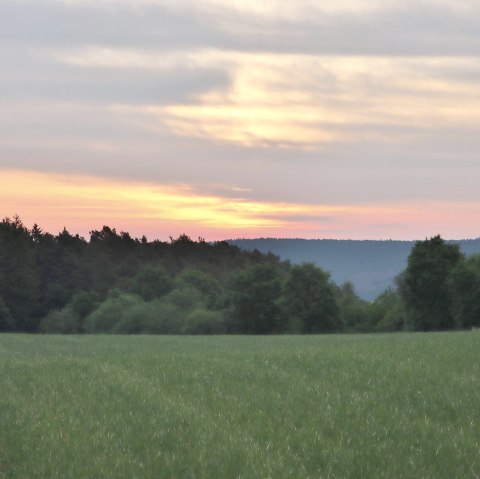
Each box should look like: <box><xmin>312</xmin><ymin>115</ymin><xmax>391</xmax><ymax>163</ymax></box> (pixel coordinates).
<box><xmin>1</xmin><ymin>0</ymin><xmax>480</xmax><ymax>240</ymax></box>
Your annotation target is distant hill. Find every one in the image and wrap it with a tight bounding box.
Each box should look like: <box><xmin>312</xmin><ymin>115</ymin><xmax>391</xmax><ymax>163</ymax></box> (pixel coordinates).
<box><xmin>228</xmin><ymin>238</ymin><xmax>480</xmax><ymax>301</ymax></box>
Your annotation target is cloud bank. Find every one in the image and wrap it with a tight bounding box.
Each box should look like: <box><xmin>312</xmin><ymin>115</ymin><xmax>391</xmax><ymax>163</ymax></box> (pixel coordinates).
<box><xmin>1</xmin><ymin>0</ymin><xmax>479</xmax><ymax>238</ymax></box>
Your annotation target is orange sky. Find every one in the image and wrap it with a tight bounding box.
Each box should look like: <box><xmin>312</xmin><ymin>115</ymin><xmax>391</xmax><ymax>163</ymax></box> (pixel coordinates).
<box><xmin>2</xmin><ymin>169</ymin><xmax>479</xmax><ymax>241</ymax></box>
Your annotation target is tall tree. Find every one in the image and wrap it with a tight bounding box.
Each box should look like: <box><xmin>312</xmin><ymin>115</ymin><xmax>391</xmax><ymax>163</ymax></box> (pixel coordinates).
<box><xmin>0</xmin><ymin>293</ymin><xmax>13</xmax><ymax>331</ymax></box>
<box><xmin>449</xmin><ymin>254</ymin><xmax>480</xmax><ymax>329</ymax></box>
<box><xmin>284</xmin><ymin>263</ymin><xmax>340</xmax><ymax>333</ymax></box>
<box><xmin>230</xmin><ymin>264</ymin><xmax>284</xmax><ymax>334</ymax></box>
<box><xmin>0</xmin><ymin>217</ymin><xmax>40</xmax><ymax>330</ymax></box>
<box><xmin>400</xmin><ymin>235</ymin><xmax>463</xmax><ymax>331</ymax></box>
<box><xmin>124</xmin><ymin>263</ymin><xmax>172</xmax><ymax>301</ymax></box>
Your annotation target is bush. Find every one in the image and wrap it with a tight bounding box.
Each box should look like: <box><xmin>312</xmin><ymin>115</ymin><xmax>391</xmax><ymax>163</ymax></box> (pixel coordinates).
<box><xmin>183</xmin><ymin>309</ymin><xmax>225</xmax><ymax>334</ymax></box>
<box><xmin>336</xmin><ymin>282</ymin><xmax>373</xmax><ymax>333</ymax></box>
<box><xmin>84</xmin><ymin>291</ymin><xmax>142</xmax><ymax>333</ymax></box>
<box><xmin>141</xmin><ymin>301</ymin><xmax>185</xmax><ymax>334</ymax></box>
<box><xmin>113</xmin><ymin>302</ymin><xmax>150</xmax><ymax>334</ymax></box>
<box><xmin>39</xmin><ymin>307</ymin><xmax>82</xmax><ymax>334</ymax></box>
<box><xmin>371</xmin><ymin>289</ymin><xmax>405</xmax><ymax>332</ymax></box>
<box><xmin>174</xmin><ymin>269</ymin><xmax>223</xmax><ymax>309</ymax></box>
<box><xmin>114</xmin><ymin>300</ymin><xmax>185</xmax><ymax>334</ymax></box>
<box><xmin>165</xmin><ymin>286</ymin><xmax>203</xmax><ymax>311</ymax></box>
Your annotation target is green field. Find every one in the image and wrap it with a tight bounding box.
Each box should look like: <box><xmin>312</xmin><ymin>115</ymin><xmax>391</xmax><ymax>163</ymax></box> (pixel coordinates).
<box><xmin>0</xmin><ymin>333</ymin><xmax>479</xmax><ymax>478</ymax></box>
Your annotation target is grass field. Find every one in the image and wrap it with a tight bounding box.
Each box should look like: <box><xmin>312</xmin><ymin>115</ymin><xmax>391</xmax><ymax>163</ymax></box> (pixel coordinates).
<box><xmin>0</xmin><ymin>333</ymin><xmax>479</xmax><ymax>478</ymax></box>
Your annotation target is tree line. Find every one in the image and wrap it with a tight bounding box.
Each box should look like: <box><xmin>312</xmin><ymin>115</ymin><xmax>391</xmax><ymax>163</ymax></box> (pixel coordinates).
<box><xmin>0</xmin><ymin>217</ymin><xmax>478</xmax><ymax>334</ymax></box>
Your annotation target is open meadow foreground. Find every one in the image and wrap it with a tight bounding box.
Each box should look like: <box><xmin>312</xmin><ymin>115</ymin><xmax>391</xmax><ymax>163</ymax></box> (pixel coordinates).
<box><xmin>0</xmin><ymin>333</ymin><xmax>479</xmax><ymax>478</ymax></box>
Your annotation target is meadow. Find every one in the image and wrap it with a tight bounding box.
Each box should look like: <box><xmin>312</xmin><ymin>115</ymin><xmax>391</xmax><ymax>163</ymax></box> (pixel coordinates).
<box><xmin>0</xmin><ymin>333</ymin><xmax>479</xmax><ymax>478</ymax></box>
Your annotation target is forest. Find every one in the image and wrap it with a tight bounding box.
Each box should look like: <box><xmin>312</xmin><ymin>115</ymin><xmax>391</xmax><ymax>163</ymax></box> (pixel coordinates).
<box><xmin>1</xmin><ymin>215</ymin><xmax>479</xmax><ymax>335</ymax></box>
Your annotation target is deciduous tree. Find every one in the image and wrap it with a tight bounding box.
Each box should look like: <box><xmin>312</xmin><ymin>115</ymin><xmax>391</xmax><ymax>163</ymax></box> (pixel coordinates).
<box><xmin>284</xmin><ymin>263</ymin><xmax>340</xmax><ymax>333</ymax></box>
<box><xmin>400</xmin><ymin>235</ymin><xmax>463</xmax><ymax>331</ymax></box>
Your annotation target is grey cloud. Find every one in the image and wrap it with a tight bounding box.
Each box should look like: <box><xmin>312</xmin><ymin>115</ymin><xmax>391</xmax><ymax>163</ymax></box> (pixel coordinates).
<box><xmin>0</xmin><ymin>59</ymin><xmax>230</xmax><ymax>105</ymax></box>
<box><xmin>0</xmin><ymin>2</ymin><xmax>223</xmax><ymax>50</ymax></box>
<box><xmin>419</xmin><ymin>61</ymin><xmax>480</xmax><ymax>85</ymax></box>
<box><xmin>2</xmin><ymin>117</ymin><xmax>480</xmax><ymax>206</ymax></box>
<box><xmin>1</xmin><ymin>3</ymin><xmax>232</xmax><ymax>107</ymax></box>
<box><xmin>2</xmin><ymin>1</ymin><xmax>480</xmax><ymax>56</ymax></box>
<box><xmin>207</xmin><ymin>3</ymin><xmax>480</xmax><ymax>56</ymax></box>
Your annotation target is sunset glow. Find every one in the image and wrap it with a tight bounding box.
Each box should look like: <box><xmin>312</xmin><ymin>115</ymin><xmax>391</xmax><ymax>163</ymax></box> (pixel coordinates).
<box><xmin>2</xmin><ymin>0</ymin><xmax>480</xmax><ymax>240</ymax></box>
<box><xmin>2</xmin><ymin>170</ymin><xmax>479</xmax><ymax>241</ymax></box>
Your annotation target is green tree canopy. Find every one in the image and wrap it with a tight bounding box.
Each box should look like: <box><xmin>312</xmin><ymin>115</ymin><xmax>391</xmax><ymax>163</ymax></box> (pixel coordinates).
<box><xmin>400</xmin><ymin>235</ymin><xmax>463</xmax><ymax>331</ymax></box>
<box><xmin>0</xmin><ymin>217</ymin><xmax>40</xmax><ymax>331</ymax></box>
<box><xmin>125</xmin><ymin>263</ymin><xmax>172</xmax><ymax>301</ymax></box>
<box><xmin>230</xmin><ymin>264</ymin><xmax>284</xmax><ymax>334</ymax></box>
<box><xmin>174</xmin><ymin>268</ymin><xmax>223</xmax><ymax>309</ymax></box>
<box><xmin>449</xmin><ymin>254</ymin><xmax>480</xmax><ymax>329</ymax></box>
<box><xmin>284</xmin><ymin>263</ymin><xmax>340</xmax><ymax>333</ymax></box>
<box><xmin>0</xmin><ymin>295</ymin><xmax>13</xmax><ymax>332</ymax></box>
